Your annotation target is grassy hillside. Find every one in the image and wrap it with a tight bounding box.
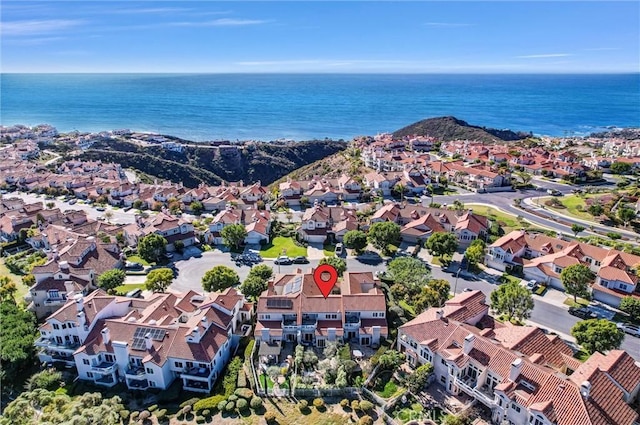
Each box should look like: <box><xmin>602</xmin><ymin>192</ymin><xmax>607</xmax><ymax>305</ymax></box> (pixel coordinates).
<box><xmin>72</xmin><ymin>139</ymin><xmax>347</xmax><ymax>187</ymax></box>
<box><xmin>392</xmin><ymin>116</ymin><xmax>530</xmax><ymax>142</ymax></box>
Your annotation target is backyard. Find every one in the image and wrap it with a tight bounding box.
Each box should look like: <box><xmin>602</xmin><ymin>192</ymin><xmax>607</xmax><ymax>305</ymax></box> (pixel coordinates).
<box><xmin>259</xmin><ymin>237</ymin><xmax>307</xmax><ymax>258</ymax></box>
<box><xmin>0</xmin><ymin>258</ymin><xmax>28</xmax><ymax>303</ymax></box>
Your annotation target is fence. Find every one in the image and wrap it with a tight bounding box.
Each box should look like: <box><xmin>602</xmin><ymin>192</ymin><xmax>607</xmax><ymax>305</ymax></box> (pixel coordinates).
<box><xmin>293</xmin><ymin>387</ymin><xmax>360</xmax><ymax>398</ymax></box>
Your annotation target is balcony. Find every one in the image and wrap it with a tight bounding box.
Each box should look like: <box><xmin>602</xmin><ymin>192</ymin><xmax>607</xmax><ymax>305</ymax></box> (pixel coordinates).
<box><xmin>91</xmin><ymin>362</ymin><xmax>116</xmax><ymax>374</ymax></box>
<box><xmin>183</xmin><ymin>379</ymin><xmax>211</xmax><ymax>393</ymax></box>
<box><xmin>181</xmin><ymin>367</ymin><xmax>213</xmax><ymax>381</ymax></box>
<box><xmin>125</xmin><ymin>366</ymin><xmax>146</xmax><ymax>380</ymax></box>
<box><xmin>94</xmin><ymin>374</ymin><xmax>116</xmax><ymax>386</ymax></box>
<box><xmin>127</xmin><ymin>379</ymin><xmax>149</xmax><ymax>389</ymax></box>
<box><xmin>35</xmin><ymin>337</ymin><xmax>80</xmax><ymax>352</ymax></box>
<box><xmin>44</xmin><ymin>297</ymin><xmax>67</xmax><ymax>306</ymax></box>
<box><xmin>454</xmin><ymin>377</ymin><xmax>496</xmax><ymax>408</ymax></box>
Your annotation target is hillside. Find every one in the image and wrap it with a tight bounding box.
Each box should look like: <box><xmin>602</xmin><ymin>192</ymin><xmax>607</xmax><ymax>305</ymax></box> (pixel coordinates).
<box><xmin>392</xmin><ymin>116</ymin><xmax>530</xmax><ymax>142</ymax></box>
<box><xmin>72</xmin><ymin>139</ymin><xmax>347</xmax><ymax>188</ymax></box>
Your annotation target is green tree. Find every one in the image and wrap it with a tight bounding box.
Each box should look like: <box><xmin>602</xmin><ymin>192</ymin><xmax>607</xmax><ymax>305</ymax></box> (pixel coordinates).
<box><xmin>415</xmin><ymin>278</ymin><xmax>451</xmax><ymax>310</ymax></box>
<box><xmin>464</xmin><ymin>240</ymin><xmax>485</xmax><ymax>269</ymax></box>
<box><xmin>367</xmin><ymin>221</ymin><xmax>401</xmax><ymax>254</ymax></box>
<box><xmin>0</xmin><ymin>276</ymin><xmax>17</xmax><ymax>301</ymax></box>
<box><xmin>241</xmin><ymin>275</ymin><xmax>269</xmax><ymax>299</ymax></box>
<box><xmin>571</xmin><ymin>224</ymin><xmax>585</xmax><ymax>237</ymax></box>
<box><xmin>22</xmin><ymin>273</ymin><xmax>35</xmax><ymax>287</ymax></box>
<box><xmin>190</xmin><ymin>201</ymin><xmax>204</xmax><ymax>215</ymax></box>
<box><xmin>425</xmin><ymin>232</ymin><xmax>458</xmax><ymax>260</ymax></box>
<box><xmin>26</xmin><ymin>369</ymin><xmax>63</xmax><ymax>391</ymax></box>
<box><xmin>490</xmin><ymin>281</ymin><xmax>534</xmax><ymax>321</ymax></box>
<box><xmin>588</xmin><ymin>203</ymin><xmax>604</xmax><ymax>218</ymax></box>
<box><xmin>376</xmin><ymin>350</ymin><xmax>405</xmax><ymax>371</ymax></box>
<box><xmin>97</xmin><ymin>269</ymin><xmax>126</xmax><ymax>293</ymax></box>
<box><xmin>610</xmin><ymin>161</ymin><xmax>632</xmax><ymax>174</ymax></box>
<box><xmin>137</xmin><ymin>233</ymin><xmax>167</xmax><ymax>263</ymax></box>
<box><xmin>318</xmin><ymin>256</ymin><xmax>347</xmax><ymax>276</ymax></box>
<box><xmin>617</xmin><ymin>207</ymin><xmax>636</xmax><ymax>227</ymax></box>
<box><xmin>619</xmin><ymin>296</ymin><xmax>640</xmax><ymax>321</ymax></box>
<box><xmin>0</xmin><ymin>300</ymin><xmax>37</xmax><ymax>386</ymax></box>
<box><xmin>386</xmin><ymin>257</ymin><xmax>430</xmax><ymax>286</ymax></box>
<box><xmin>202</xmin><ymin>265</ymin><xmax>240</xmax><ymax>292</ymax></box>
<box><xmin>173</xmin><ymin>240</ymin><xmax>185</xmax><ymax>254</ymax></box>
<box><xmin>144</xmin><ymin>267</ymin><xmax>174</xmax><ymax>293</ymax></box>
<box><xmin>560</xmin><ymin>264</ymin><xmax>594</xmax><ymax>303</ymax></box>
<box><xmin>132</xmin><ymin>199</ymin><xmax>144</xmax><ymax>210</ymax></box>
<box><xmin>571</xmin><ymin>319</ymin><xmax>624</xmax><ymax>354</ymax></box>
<box><xmin>343</xmin><ymin>230</ymin><xmax>368</xmax><ymax>252</ymax></box>
<box><xmin>248</xmin><ymin>264</ymin><xmax>273</xmax><ymax>281</ymax></box>
<box><xmin>221</xmin><ymin>223</ymin><xmax>247</xmax><ymax>250</ymax></box>
<box><xmin>405</xmin><ymin>363</ymin><xmax>434</xmax><ymax>392</ymax></box>
<box><xmin>46</xmin><ymin>201</ymin><xmax>55</xmax><ymax>209</ymax></box>
<box><xmin>452</xmin><ymin>199</ymin><xmax>465</xmax><ymax>212</ymax></box>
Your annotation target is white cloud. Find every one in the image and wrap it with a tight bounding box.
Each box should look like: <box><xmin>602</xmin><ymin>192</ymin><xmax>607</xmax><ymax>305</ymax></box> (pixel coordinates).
<box><xmin>1</xmin><ymin>19</ymin><xmax>85</xmax><ymax>36</ymax></box>
<box><xmin>2</xmin><ymin>36</ymin><xmax>66</xmax><ymax>45</ymax></box>
<box><xmin>516</xmin><ymin>53</ymin><xmax>573</xmax><ymax>59</ymax></box>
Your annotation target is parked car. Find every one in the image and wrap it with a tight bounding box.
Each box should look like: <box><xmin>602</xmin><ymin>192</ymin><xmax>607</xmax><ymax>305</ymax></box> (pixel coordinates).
<box><xmin>292</xmin><ymin>256</ymin><xmax>309</xmax><ymax>264</ymax></box>
<box><xmin>335</xmin><ymin>243</ymin><xmax>344</xmax><ymax>255</ymax></box>
<box><xmin>125</xmin><ymin>261</ymin><xmax>143</xmax><ymax>270</ymax></box>
<box><xmin>525</xmin><ymin>280</ymin><xmax>537</xmax><ymax>291</ymax></box>
<box><xmin>274</xmin><ymin>256</ymin><xmax>292</xmax><ymax>265</ymax></box>
<box><xmin>568</xmin><ymin>307</ymin><xmax>598</xmax><ymax>320</ymax></box>
<box><xmin>68</xmin><ymin>199</ymin><xmax>77</xmax><ymax>205</ymax></box>
<box><xmin>96</xmin><ymin>206</ymin><xmax>106</xmax><ymax>211</ymax></box>
<box><xmin>616</xmin><ymin>323</ymin><xmax>640</xmax><ymax>337</ymax></box>
<box><xmin>164</xmin><ymin>252</ymin><xmax>174</xmax><ymax>259</ymax></box>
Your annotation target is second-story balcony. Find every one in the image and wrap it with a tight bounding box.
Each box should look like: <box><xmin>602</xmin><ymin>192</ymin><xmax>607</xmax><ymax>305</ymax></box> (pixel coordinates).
<box><xmin>44</xmin><ymin>297</ymin><xmax>67</xmax><ymax>306</ymax></box>
<box><xmin>125</xmin><ymin>366</ymin><xmax>146</xmax><ymax>380</ymax></box>
<box><xmin>35</xmin><ymin>337</ymin><xmax>80</xmax><ymax>352</ymax></box>
<box><xmin>181</xmin><ymin>367</ymin><xmax>213</xmax><ymax>381</ymax></box>
<box><xmin>91</xmin><ymin>362</ymin><xmax>116</xmax><ymax>375</ymax></box>
<box><xmin>454</xmin><ymin>376</ymin><xmax>496</xmax><ymax>408</ymax></box>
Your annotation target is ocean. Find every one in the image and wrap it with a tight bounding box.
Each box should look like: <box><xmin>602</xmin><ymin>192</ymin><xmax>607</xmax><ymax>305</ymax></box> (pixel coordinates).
<box><xmin>1</xmin><ymin>73</ymin><xmax>638</xmax><ymax>141</ymax></box>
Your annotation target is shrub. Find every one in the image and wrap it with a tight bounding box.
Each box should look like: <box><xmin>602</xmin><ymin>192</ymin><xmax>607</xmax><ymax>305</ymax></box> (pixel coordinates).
<box><xmin>234</xmin><ymin>388</ymin><xmax>254</xmax><ymax>399</ymax></box>
<box><xmin>340</xmin><ymin>399</ymin><xmax>350</xmax><ymax>409</ymax></box>
<box><xmin>223</xmin><ymin>357</ymin><xmax>243</xmax><ymax>396</ymax></box>
<box><xmin>130</xmin><ymin>411</ymin><xmax>139</xmax><ymax>421</ymax></box>
<box><xmin>228</xmin><ymin>394</ymin><xmax>239</xmax><ymax>402</ymax></box>
<box><xmin>139</xmin><ymin>410</ymin><xmax>151</xmax><ymax>421</ymax></box>
<box><xmin>237</xmin><ymin>399</ymin><xmax>248</xmax><ymax>411</ymax></box>
<box><xmin>155</xmin><ymin>409</ymin><xmax>167</xmax><ymax>422</ymax></box>
<box><xmin>180</xmin><ymin>397</ymin><xmax>200</xmax><ymax>409</ymax></box>
<box><xmin>183</xmin><ymin>405</ymin><xmax>192</xmax><ymax>416</ymax></box>
<box><xmin>250</xmin><ymin>396</ymin><xmax>263</xmax><ymax>410</ymax></box>
<box><xmin>26</xmin><ymin>369</ymin><xmax>63</xmax><ymax>391</ymax></box>
<box><xmin>351</xmin><ymin>400</ymin><xmax>360</xmax><ymax>411</ymax></box>
<box><xmin>196</xmin><ymin>416</ymin><xmax>205</xmax><ymax>424</ymax></box>
<box><xmin>224</xmin><ymin>401</ymin><xmax>235</xmax><ymax>412</ymax></box>
<box><xmin>265</xmin><ymin>411</ymin><xmax>277</xmax><ymax>423</ymax></box>
<box><xmin>119</xmin><ymin>410</ymin><xmax>130</xmax><ymax>420</ymax></box>
<box><xmin>313</xmin><ymin>398</ymin><xmax>325</xmax><ymax>409</ymax></box>
<box><xmin>194</xmin><ymin>394</ymin><xmax>227</xmax><ymax>413</ymax></box>
<box><xmin>298</xmin><ymin>399</ymin><xmax>308</xmax><ymax>412</ymax></box>
<box><xmin>202</xmin><ymin>409</ymin><xmax>211</xmax><ymax>417</ymax></box>
<box><xmin>237</xmin><ymin>369</ymin><xmax>248</xmax><ymax>388</ymax></box>
<box><xmin>359</xmin><ymin>415</ymin><xmax>374</xmax><ymax>425</ymax></box>
<box><xmin>359</xmin><ymin>400</ymin><xmax>374</xmax><ymax>412</ymax></box>
<box><xmin>217</xmin><ymin>400</ymin><xmax>228</xmax><ymax>412</ymax></box>
<box><xmin>148</xmin><ymin>404</ymin><xmax>158</xmax><ymax>412</ymax></box>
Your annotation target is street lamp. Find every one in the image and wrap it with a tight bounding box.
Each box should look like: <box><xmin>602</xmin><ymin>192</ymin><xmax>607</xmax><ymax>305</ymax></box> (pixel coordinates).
<box><xmin>453</xmin><ymin>267</ymin><xmax>462</xmax><ymax>294</ymax></box>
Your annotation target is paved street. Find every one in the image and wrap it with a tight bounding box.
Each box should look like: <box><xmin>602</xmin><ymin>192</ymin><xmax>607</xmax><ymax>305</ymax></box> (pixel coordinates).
<box><xmin>169</xmin><ymin>250</ymin><xmax>640</xmax><ymax>361</ymax></box>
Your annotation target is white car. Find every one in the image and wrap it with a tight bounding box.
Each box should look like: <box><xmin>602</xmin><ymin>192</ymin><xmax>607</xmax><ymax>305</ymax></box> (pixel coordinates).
<box><xmin>616</xmin><ymin>323</ymin><xmax>640</xmax><ymax>337</ymax></box>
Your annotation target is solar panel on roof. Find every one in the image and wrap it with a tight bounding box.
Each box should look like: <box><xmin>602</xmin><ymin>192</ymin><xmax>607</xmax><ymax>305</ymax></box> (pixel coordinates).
<box><xmin>266</xmin><ymin>298</ymin><xmax>293</xmax><ymax>309</ymax></box>
<box><xmin>131</xmin><ymin>338</ymin><xmax>146</xmax><ymax>351</ymax></box>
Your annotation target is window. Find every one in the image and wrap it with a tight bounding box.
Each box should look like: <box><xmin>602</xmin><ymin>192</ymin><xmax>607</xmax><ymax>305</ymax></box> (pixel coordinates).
<box><xmin>261</xmin><ymin>314</ymin><xmax>271</xmax><ymax>320</ymax></box>
<box><xmin>61</xmin><ymin>324</ymin><xmax>66</xmax><ymax>329</ymax></box>
<box><xmin>87</xmin><ymin>372</ymin><xmax>93</xmax><ymax>378</ymax></box>
<box><xmin>175</xmin><ymin>361</ymin><xmax>183</xmax><ymax>368</ymax></box>
<box><xmin>511</xmin><ymin>403</ymin><xmax>521</xmax><ymax>413</ymax></box>
<box><xmin>146</xmin><ymin>368</ymin><xmax>154</xmax><ymax>374</ymax></box>
<box><xmin>186</xmin><ymin>361</ymin><xmax>194</xmax><ymax>369</ymax></box>
<box><xmin>53</xmin><ymin>324</ymin><xmax>60</xmax><ymax>330</ymax></box>
<box><xmin>83</xmin><ymin>359</ymin><xmax>90</xmax><ymax>365</ymax></box>
<box><xmin>530</xmin><ymin>417</ymin><xmax>545</xmax><ymax>425</ymax></box>
<box><xmin>441</xmin><ymin>359</ymin><xmax>446</xmax><ymax>365</ymax></box>
<box><xmin>327</xmin><ymin>314</ymin><xmax>337</xmax><ymax>319</ymax></box>
<box><xmin>199</xmin><ymin>363</ymin><xmax>207</xmax><ymax>369</ymax></box>
<box><xmin>594</xmin><ymin>260</ymin><xmax>601</xmax><ymax>266</ymax></box>
<box><xmin>105</xmin><ymin>354</ymin><xmax>114</xmax><ymax>363</ymax></box>
<box><xmin>440</xmin><ymin>376</ymin><xmax>446</xmax><ymax>384</ymax></box>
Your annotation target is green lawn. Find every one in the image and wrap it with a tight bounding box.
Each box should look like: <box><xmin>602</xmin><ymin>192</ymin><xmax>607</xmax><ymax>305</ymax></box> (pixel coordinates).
<box><xmin>124</xmin><ymin>255</ymin><xmax>151</xmax><ymax>266</ymax></box>
<box><xmin>114</xmin><ymin>283</ymin><xmax>146</xmax><ymax>295</ymax></box>
<box><xmin>259</xmin><ymin>237</ymin><xmax>307</xmax><ymax>258</ymax></box>
<box><xmin>563</xmin><ymin>297</ymin><xmax>590</xmax><ymax>308</ymax></box>
<box><xmin>467</xmin><ymin>204</ymin><xmax>522</xmax><ymax>231</ymax></box>
<box><xmin>375</xmin><ymin>380</ymin><xmax>400</xmax><ymax>398</ymax></box>
<box><xmin>0</xmin><ymin>259</ymin><xmax>28</xmax><ymax>305</ymax></box>
<box><xmin>540</xmin><ymin>194</ymin><xmax>602</xmax><ymax>221</ymax></box>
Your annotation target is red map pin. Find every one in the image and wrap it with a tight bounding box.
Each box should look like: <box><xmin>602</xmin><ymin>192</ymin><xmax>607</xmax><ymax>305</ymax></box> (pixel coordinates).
<box><xmin>313</xmin><ymin>264</ymin><xmax>338</xmax><ymax>299</ymax></box>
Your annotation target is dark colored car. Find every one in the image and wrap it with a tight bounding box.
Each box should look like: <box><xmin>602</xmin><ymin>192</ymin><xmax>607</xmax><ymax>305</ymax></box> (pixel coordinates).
<box><xmin>568</xmin><ymin>307</ymin><xmax>598</xmax><ymax>320</ymax></box>
<box><xmin>292</xmin><ymin>256</ymin><xmax>309</xmax><ymax>264</ymax></box>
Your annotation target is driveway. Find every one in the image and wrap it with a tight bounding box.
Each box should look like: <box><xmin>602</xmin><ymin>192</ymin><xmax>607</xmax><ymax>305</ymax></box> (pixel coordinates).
<box><xmin>306</xmin><ymin>243</ymin><xmax>325</xmax><ymax>260</ymax></box>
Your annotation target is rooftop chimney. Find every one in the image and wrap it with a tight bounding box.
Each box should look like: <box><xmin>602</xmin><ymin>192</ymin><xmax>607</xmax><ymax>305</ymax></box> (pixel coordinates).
<box><xmin>77</xmin><ymin>311</ymin><xmax>86</xmax><ymax>327</ymax></box>
<box><xmin>436</xmin><ymin>309</ymin><xmax>444</xmax><ymax>320</ymax></box>
<box><xmin>509</xmin><ymin>358</ymin><xmax>523</xmax><ymax>382</ymax></box>
<box><xmin>144</xmin><ymin>333</ymin><xmax>152</xmax><ymax>350</ymax></box>
<box><xmin>59</xmin><ymin>261</ymin><xmax>70</xmax><ymax>271</ymax></box>
<box><xmin>74</xmin><ymin>293</ymin><xmax>84</xmax><ymax>312</ymax></box>
<box><xmin>201</xmin><ymin>316</ymin><xmax>209</xmax><ymax>330</ymax></box>
<box><xmin>261</xmin><ymin>328</ymin><xmax>270</xmax><ymax>342</ymax></box>
<box><xmin>580</xmin><ymin>381</ymin><xmax>591</xmax><ymax>399</ymax></box>
<box><xmin>463</xmin><ymin>334</ymin><xmax>475</xmax><ymax>355</ymax></box>
<box><xmin>101</xmin><ymin>327</ymin><xmax>111</xmax><ymax>345</ymax></box>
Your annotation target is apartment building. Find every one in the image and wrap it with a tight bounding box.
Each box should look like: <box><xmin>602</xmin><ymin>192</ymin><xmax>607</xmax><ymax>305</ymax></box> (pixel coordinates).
<box><xmin>254</xmin><ymin>270</ymin><xmax>387</xmax><ymax>348</ymax></box>
<box><xmin>398</xmin><ymin>291</ymin><xmax>640</xmax><ymax>425</ymax></box>
<box><xmin>36</xmin><ymin>288</ymin><xmax>251</xmax><ymax>393</ymax></box>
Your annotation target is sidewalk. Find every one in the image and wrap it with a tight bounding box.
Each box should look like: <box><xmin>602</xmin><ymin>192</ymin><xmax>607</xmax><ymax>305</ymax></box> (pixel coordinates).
<box><xmin>532</xmin><ymin>287</ymin><xmax>569</xmax><ymax>310</ymax></box>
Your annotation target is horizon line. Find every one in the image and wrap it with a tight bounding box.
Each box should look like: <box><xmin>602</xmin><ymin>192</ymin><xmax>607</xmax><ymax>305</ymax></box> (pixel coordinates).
<box><xmin>2</xmin><ymin>71</ymin><xmax>639</xmax><ymax>75</ymax></box>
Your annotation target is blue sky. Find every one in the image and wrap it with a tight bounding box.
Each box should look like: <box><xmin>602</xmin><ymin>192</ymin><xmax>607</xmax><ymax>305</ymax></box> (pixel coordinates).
<box><xmin>2</xmin><ymin>1</ymin><xmax>639</xmax><ymax>73</ymax></box>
